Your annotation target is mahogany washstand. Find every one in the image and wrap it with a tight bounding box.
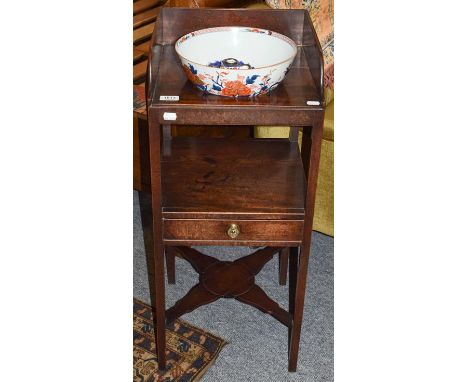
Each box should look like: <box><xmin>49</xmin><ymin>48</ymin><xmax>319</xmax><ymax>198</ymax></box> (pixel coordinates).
<box><xmin>144</xmin><ymin>8</ymin><xmax>325</xmax><ymax>372</ymax></box>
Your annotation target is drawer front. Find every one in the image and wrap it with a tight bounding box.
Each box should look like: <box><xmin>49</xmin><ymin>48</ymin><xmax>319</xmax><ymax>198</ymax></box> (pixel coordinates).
<box><xmin>163</xmin><ymin>219</ymin><xmax>303</xmax><ymax>245</ymax></box>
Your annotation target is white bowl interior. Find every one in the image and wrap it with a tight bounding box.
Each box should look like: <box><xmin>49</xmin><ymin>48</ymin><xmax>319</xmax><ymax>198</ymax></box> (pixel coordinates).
<box><xmin>177</xmin><ymin>28</ymin><xmax>296</xmax><ymax>69</ymax></box>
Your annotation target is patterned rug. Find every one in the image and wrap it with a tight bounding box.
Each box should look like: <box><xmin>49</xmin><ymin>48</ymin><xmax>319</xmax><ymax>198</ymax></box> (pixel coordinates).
<box><xmin>133</xmin><ymin>299</ymin><xmax>227</xmax><ymax>382</ymax></box>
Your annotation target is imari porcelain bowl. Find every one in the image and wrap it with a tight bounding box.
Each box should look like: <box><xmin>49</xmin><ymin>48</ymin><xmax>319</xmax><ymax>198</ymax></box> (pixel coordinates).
<box><xmin>175</xmin><ymin>26</ymin><xmax>297</xmax><ymax>97</ymax></box>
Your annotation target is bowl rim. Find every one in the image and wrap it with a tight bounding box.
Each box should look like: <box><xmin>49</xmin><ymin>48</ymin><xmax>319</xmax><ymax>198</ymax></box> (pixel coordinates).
<box><xmin>174</xmin><ymin>26</ymin><xmax>298</xmax><ymax>70</ymax></box>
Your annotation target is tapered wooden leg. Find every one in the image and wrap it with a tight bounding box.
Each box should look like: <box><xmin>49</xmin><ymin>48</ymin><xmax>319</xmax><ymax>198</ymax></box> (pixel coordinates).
<box><xmin>153</xmin><ymin>244</ymin><xmax>166</xmax><ymax>369</ymax></box>
<box><xmin>288</xmin><ymin>244</ymin><xmax>312</xmax><ymax>372</ymax></box>
<box><xmin>137</xmin><ymin>117</ymin><xmax>151</xmax><ymax>193</ymax></box>
<box><xmin>288</xmin><ymin>121</ymin><xmax>323</xmax><ymax>372</ymax></box>
<box><xmin>279</xmin><ymin>247</ymin><xmax>289</xmax><ymax>285</ymax></box>
<box><xmin>289</xmin><ymin>126</ymin><xmax>299</xmax><ymax>142</ymax></box>
<box><xmin>147</xmin><ymin>117</ymin><xmax>166</xmax><ymax>370</ymax></box>
<box><xmin>288</xmin><ymin>247</ymin><xmax>298</xmax><ymax>348</ymax></box>
<box><xmin>165</xmin><ymin>246</ymin><xmax>175</xmax><ymax>284</ymax></box>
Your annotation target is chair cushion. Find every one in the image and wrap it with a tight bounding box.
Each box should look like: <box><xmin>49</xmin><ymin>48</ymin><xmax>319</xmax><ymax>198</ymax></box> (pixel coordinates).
<box><xmin>314</xmin><ymin>137</ymin><xmax>334</xmax><ymax>236</ymax></box>
<box><xmin>323</xmin><ymin>99</ymin><xmax>333</xmax><ymax>141</ymax></box>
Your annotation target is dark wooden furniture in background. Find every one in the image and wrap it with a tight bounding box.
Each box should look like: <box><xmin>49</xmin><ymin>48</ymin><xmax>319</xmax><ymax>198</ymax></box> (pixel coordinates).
<box><xmin>145</xmin><ymin>7</ymin><xmax>324</xmax><ymax>373</ymax></box>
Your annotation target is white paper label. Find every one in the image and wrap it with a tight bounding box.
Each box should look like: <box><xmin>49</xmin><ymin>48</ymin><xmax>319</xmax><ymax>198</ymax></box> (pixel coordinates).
<box><xmin>163</xmin><ymin>112</ymin><xmax>177</xmax><ymax>121</ymax></box>
<box><xmin>159</xmin><ymin>95</ymin><xmax>179</xmax><ymax>101</ymax></box>
<box><xmin>307</xmin><ymin>100</ymin><xmax>320</xmax><ymax>106</ymax></box>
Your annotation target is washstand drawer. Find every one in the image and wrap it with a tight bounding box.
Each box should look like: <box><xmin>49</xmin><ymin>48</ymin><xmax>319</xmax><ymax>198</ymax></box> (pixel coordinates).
<box><xmin>163</xmin><ymin>219</ymin><xmax>303</xmax><ymax>244</ymax></box>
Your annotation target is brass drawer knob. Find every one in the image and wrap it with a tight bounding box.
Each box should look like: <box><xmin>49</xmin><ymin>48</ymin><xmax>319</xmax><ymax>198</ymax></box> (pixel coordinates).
<box><xmin>227</xmin><ymin>223</ymin><xmax>240</xmax><ymax>239</ymax></box>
